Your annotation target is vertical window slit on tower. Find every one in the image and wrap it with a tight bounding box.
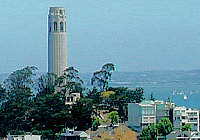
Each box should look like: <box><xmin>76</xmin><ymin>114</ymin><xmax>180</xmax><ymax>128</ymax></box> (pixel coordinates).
<box><xmin>65</xmin><ymin>22</ymin><xmax>66</xmax><ymax>32</ymax></box>
<box><xmin>60</xmin><ymin>22</ymin><xmax>63</xmax><ymax>32</ymax></box>
<box><xmin>54</xmin><ymin>22</ymin><xmax>57</xmax><ymax>32</ymax></box>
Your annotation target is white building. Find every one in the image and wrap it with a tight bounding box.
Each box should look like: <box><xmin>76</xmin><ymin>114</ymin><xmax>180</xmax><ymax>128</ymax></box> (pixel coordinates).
<box><xmin>7</xmin><ymin>134</ymin><xmax>41</xmax><ymax>140</ymax></box>
<box><xmin>167</xmin><ymin>131</ymin><xmax>200</xmax><ymax>140</ymax></box>
<box><xmin>127</xmin><ymin>100</ymin><xmax>174</xmax><ymax>131</ymax></box>
<box><xmin>128</xmin><ymin>100</ymin><xmax>156</xmax><ymax>131</ymax></box>
<box><xmin>48</xmin><ymin>7</ymin><xmax>67</xmax><ymax>77</ymax></box>
<box><xmin>173</xmin><ymin>106</ymin><xmax>199</xmax><ymax>132</ymax></box>
<box><xmin>128</xmin><ymin>100</ymin><xmax>200</xmax><ymax>133</ymax></box>
<box><xmin>65</xmin><ymin>93</ymin><xmax>80</xmax><ymax>105</ymax></box>
<box><xmin>60</xmin><ymin>129</ymin><xmax>91</xmax><ymax>140</ymax></box>
<box><xmin>154</xmin><ymin>100</ymin><xmax>175</xmax><ymax>122</ymax></box>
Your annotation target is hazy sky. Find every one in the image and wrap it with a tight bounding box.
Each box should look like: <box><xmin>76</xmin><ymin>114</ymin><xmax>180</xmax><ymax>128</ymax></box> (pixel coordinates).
<box><xmin>0</xmin><ymin>0</ymin><xmax>200</xmax><ymax>73</ymax></box>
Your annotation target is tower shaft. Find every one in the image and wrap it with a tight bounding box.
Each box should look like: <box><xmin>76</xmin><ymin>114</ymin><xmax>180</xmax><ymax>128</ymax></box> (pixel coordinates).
<box><xmin>48</xmin><ymin>7</ymin><xmax>67</xmax><ymax>77</ymax></box>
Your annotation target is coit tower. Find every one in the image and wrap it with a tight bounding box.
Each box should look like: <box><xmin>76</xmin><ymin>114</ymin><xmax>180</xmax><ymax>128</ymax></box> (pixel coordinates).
<box><xmin>48</xmin><ymin>7</ymin><xmax>67</xmax><ymax>77</ymax></box>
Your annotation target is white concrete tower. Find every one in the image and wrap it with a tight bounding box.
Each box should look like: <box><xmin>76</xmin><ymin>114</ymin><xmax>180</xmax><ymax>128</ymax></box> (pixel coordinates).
<box><xmin>48</xmin><ymin>7</ymin><xmax>67</xmax><ymax>77</ymax></box>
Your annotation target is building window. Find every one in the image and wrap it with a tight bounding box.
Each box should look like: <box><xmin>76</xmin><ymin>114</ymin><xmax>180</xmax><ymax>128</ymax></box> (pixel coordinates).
<box><xmin>67</xmin><ymin>97</ymin><xmax>70</xmax><ymax>102</ymax></box>
<box><xmin>60</xmin><ymin>22</ymin><xmax>63</xmax><ymax>32</ymax></box>
<box><xmin>49</xmin><ymin>26</ymin><xmax>51</xmax><ymax>32</ymax></box>
<box><xmin>54</xmin><ymin>22</ymin><xmax>57</xmax><ymax>32</ymax></box>
<box><xmin>65</xmin><ymin>22</ymin><xmax>66</xmax><ymax>32</ymax></box>
<box><xmin>60</xmin><ymin>9</ymin><xmax>63</xmax><ymax>15</ymax></box>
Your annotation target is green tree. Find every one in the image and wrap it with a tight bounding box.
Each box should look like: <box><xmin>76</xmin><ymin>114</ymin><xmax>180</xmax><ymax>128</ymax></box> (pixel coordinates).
<box><xmin>91</xmin><ymin>63</ymin><xmax>115</xmax><ymax>91</ymax></box>
<box><xmin>140</xmin><ymin>124</ymin><xmax>157</xmax><ymax>140</ymax></box>
<box><xmin>0</xmin><ymin>66</ymin><xmax>38</xmax><ymax>137</ymax></box>
<box><xmin>0</xmin><ymin>84</ymin><xmax>6</xmax><ymax>103</ymax></box>
<box><xmin>108</xmin><ymin>87</ymin><xmax>144</xmax><ymax>105</ymax></box>
<box><xmin>37</xmin><ymin>73</ymin><xmax>57</xmax><ymax>95</ymax></box>
<box><xmin>157</xmin><ymin>118</ymin><xmax>173</xmax><ymax>139</ymax></box>
<box><xmin>106</xmin><ymin>87</ymin><xmax>145</xmax><ymax>121</ymax></box>
<box><xmin>3</xmin><ymin>66</ymin><xmax>37</xmax><ymax>101</ymax></box>
<box><xmin>87</xmin><ymin>87</ymin><xmax>103</xmax><ymax>104</ymax></box>
<box><xmin>31</xmin><ymin>72</ymin><xmax>71</xmax><ymax>138</ymax></box>
<box><xmin>0</xmin><ymin>67</ymin><xmax>75</xmax><ymax>139</ymax></box>
<box><xmin>0</xmin><ymin>101</ymin><xmax>31</xmax><ymax>137</ymax></box>
<box><xmin>92</xmin><ymin>116</ymin><xmax>100</xmax><ymax>131</ymax></box>
<box><xmin>133</xmin><ymin>87</ymin><xmax>145</xmax><ymax>103</ymax></box>
<box><xmin>148</xmin><ymin>124</ymin><xmax>158</xmax><ymax>140</ymax></box>
<box><xmin>181</xmin><ymin>123</ymin><xmax>191</xmax><ymax>131</ymax></box>
<box><xmin>140</xmin><ymin>127</ymin><xmax>151</xmax><ymax>140</ymax></box>
<box><xmin>30</xmin><ymin>92</ymin><xmax>71</xmax><ymax>139</ymax></box>
<box><xmin>56</xmin><ymin>66</ymin><xmax>84</xmax><ymax>95</ymax></box>
<box><xmin>107</xmin><ymin>87</ymin><xmax>129</xmax><ymax>121</ymax></box>
<box><xmin>107</xmin><ymin>111</ymin><xmax>120</xmax><ymax>125</ymax></box>
<box><xmin>71</xmin><ymin>98</ymin><xmax>94</xmax><ymax>130</ymax></box>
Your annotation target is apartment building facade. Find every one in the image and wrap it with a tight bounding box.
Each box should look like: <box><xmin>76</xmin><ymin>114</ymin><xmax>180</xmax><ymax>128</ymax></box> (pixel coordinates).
<box><xmin>128</xmin><ymin>100</ymin><xmax>200</xmax><ymax>132</ymax></box>
<box><xmin>154</xmin><ymin>100</ymin><xmax>175</xmax><ymax>123</ymax></box>
<box><xmin>173</xmin><ymin>106</ymin><xmax>199</xmax><ymax>132</ymax></box>
<box><xmin>128</xmin><ymin>100</ymin><xmax>157</xmax><ymax>131</ymax></box>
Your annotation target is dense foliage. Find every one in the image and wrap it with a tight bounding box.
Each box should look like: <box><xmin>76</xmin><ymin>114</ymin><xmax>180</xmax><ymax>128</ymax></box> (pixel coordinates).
<box><xmin>91</xmin><ymin>63</ymin><xmax>115</xmax><ymax>91</ymax></box>
<box><xmin>106</xmin><ymin>87</ymin><xmax>145</xmax><ymax>121</ymax></box>
<box><xmin>57</xmin><ymin>66</ymin><xmax>84</xmax><ymax>95</ymax></box>
<box><xmin>181</xmin><ymin>123</ymin><xmax>192</xmax><ymax>131</ymax></box>
<box><xmin>0</xmin><ymin>66</ymin><xmax>92</xmax><ymax>139</ymax></box>
<box><xmin>157</xmin><ymin>117</ymin><xmax>173</xmax><ymax>139</ymax></box>
<box><xmin>140</xmin><ymin>124</ymin><xmax>157</xmax><ymax>140</ymax></box>
<box><xmin>140</xmin><ymin>118</ymin><xmax>173</xmax><ymax>140</ymax></box>
<box><xmin>107</xmin><ymin>111</ymin><xmax>120</xmax><ymax>125</ymax></box>
<box><xmin>0</xmin><ymin>63</ymin><xmax>145</xmax><ymax>139</ymax></box>
<box><xmin>92</xmin><ymin>116</ymin><xmax>100</xmax><ymax>131</ymax></box>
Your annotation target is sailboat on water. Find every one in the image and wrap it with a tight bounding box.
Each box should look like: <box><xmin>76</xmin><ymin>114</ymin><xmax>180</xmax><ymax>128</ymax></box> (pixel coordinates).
<box><xmin>184</xmin><ymin>94</ymin><xmax>188</xmax><ymax>100</ymax></box>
